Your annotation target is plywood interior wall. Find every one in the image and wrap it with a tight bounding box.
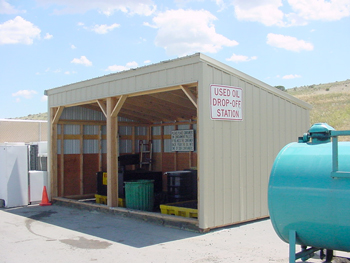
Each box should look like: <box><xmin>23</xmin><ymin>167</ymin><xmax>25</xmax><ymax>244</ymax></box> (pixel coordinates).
<box><xmin>57</xmin><ymin>121</ymin><xmax>197</xmax><ymax>197</ymax></box>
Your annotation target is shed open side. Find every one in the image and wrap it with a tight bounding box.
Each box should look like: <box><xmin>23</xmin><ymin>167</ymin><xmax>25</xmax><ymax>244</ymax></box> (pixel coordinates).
<box><xmin>46</xmin><ymin>53</ymin><xmax>311</xmax><ymax>231</ymax></box>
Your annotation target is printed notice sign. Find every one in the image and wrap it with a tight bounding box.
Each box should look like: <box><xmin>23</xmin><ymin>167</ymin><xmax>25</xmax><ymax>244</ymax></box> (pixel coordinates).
<box><xmin>171</xmin><ymin>130</ymin><xmax>194</xmax><ymax>152</ymax></box>
<box><xmin>210</xmin><ymin>84</ymin><xmax>243</xmax><ymax>121</ymax></box>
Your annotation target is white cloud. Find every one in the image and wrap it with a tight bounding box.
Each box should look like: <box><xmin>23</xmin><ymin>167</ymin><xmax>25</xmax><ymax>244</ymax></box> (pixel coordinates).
<box><xmin>266</xmin><ymin>33</ymin><xmax>314</xmax><ymax>52</ymax></box>
<box><xmin>233</xmin><ymin>0</ymin><xmax>285</xmax><ymax>26</ymax></box>
<box><xmin>126</xmin><ymin>61</ymin><xmax>138</xmax><ymax>68</ymax></box>
<box><xmin>64</xmin><ymin>71</ymin><xmax>77</xmax><ymax>74</ymax></box>
<box><xmin>44</xmin><ymin>33</ymin><xmax>53</xmax><ymax>39</ymax></box>
<box><xmin>282</xmin><ymin>74</ymin><xmax>301</xmax><ymax>79</ymax></box>
<box><xmin>41</xmin><ymin>95</ymin><xmax>48</xmax><ymax>102</ymax></box>
<box><xmin>226</xmin><ymin>53</ymin><xmax>257</xmax><ymax>62</ymax></box>
<box><xmin>71</xmin><ymin>44</ymin><xmax>76</xmax><ymax>49</ymax></box>
<box><xmin>12</xmin><ymin>90</ymin><xmax>37</xmax><ymax>99</ymax></box>
<box><xmin>0</xmin><ymin>16</ymin><xmax>41</xmax><ymax>45</ymax></box>
<box><xmin>231</xmin><ymin>0</ymin><xmax>350</xmax><ymax>27</ymax></box>
<box><xmin>35</xmin><ymin>0</ymin><xmax>156</xmax><ymax>16</ymax></box>
<box><xmin>144</xmin><ymin>60</ymin><xmax>151</xmax><ymax>64</ymax></box>
<box><xmin>288</xmin><ymin>0</ymin><xmax>350</xmax><ymax>21</ymax></box>
<box><xmin>148</xmin><ymin>9</ymin><xmax>238</xmax><ymax>56</ymax></box>
<box><xmin>71</xmin><ymin>56</ymin><xmax>93</xmax><ymax>66</ymax></box>
<box><xmin>0</xmin><ymin>0</ymin><xmax>26</xmax><ymax>14</ymax></box>
<box><xmin>143</xmin><ymin>21</ymin><xmax>157</xmax><ymax>28</ymax></box>
<box><xmin>105</xmin><ymin>61</ymin><xmax>138</xmax><ymax>72</ymax></box>
<box><xmin>90</xmin><ymin>23</ymin><xmax>120</xmax><ymax>34</ymax></box>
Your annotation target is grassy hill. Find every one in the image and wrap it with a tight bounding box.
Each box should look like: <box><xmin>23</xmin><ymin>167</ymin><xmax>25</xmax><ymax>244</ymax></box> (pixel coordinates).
<box><xmin>287</xmin><ymin>79</ymin><xmax>350</xmax><ymax>131</ymax></box>
<box><xmin>14</xmin><ymin>112</ymin><xmax>48</xmax><ymax>120</ymax></box>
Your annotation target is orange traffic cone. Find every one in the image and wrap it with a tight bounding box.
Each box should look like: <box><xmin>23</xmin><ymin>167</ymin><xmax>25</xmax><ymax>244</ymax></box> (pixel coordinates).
<box><xmin>39</xmin><ymin>186</ymin><xmax>51</xmax><ymax>206</ymax></box>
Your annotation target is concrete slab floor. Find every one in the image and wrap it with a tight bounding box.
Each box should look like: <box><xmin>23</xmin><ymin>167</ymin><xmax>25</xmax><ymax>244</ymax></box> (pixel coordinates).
<box><xmin>0</xmin><ymin>204</ymin><xmax>349</xmax><ymax>263</ymax></box>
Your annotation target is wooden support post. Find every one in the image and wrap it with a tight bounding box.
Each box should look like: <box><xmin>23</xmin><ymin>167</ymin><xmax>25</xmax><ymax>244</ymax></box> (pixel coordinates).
<box><xmin>50</xmin><ymin>106</ymin><xmax>64</xmax><ymax>198</ymax></box>
<box><xmin>106</xmin><ymin>97</ymin><xmax>119</xmax><ymax>207</ymax></box>
<box><xmin>79</xmin><ymin>124</ymin><xmax>84</xmax><ymax>195</ymax></box>
<box><xmin>60</xmin><ymin>125</ymin><xmax>64</xmax><ymax>196</ymax></box>
<box><xmin>98</xmin><ymin>125</ymin><xmax>103</xmax><ymax>171</ymax></box>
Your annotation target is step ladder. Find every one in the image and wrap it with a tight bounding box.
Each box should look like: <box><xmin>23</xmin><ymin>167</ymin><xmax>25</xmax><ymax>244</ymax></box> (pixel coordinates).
<box><xmin>139</xmin><ymin>140</ymin><xmax>152</xmax><ymax>170</ymax></box>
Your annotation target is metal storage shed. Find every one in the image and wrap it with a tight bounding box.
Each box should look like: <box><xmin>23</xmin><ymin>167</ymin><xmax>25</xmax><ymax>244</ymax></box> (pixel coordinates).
<box><xmin>45</xmin><ymin>53</ymin><xmax>311</xmax><ymax>231</ymax></box>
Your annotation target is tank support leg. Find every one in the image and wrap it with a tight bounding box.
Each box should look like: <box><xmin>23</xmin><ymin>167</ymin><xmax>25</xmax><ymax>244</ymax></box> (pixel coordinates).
<box><xmin>289</xmin><ymin>230</ymin><xmax>320</xmax><ymax>263</ymax></box>
<box><xmin>289</xmin><ymin>230</ymin><xmax>296</xmax><ymax>263</ymax></box>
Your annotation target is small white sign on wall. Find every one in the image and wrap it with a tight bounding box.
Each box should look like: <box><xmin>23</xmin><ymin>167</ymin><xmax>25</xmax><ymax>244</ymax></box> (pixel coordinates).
<box><xmin>210</xmin><ymin>84</ymin><xmax>243</xmax><ymax>121</ymax></box>
<box><xmin>171</xmin><ymin>130</ymin><xmax>194</xmax><ymax>152</ymax></box>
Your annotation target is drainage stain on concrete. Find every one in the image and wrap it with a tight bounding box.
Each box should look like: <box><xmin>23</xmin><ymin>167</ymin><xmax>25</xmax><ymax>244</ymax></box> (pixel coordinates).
<box><xmin>60</xmin><ymin>237</ymin><xmax>112</xmax><ymax>249</ymax></box>
<box><xmin>25</xmin><ymin>210</ymin><xmax>58</xmax><ymax>239</ymax></box>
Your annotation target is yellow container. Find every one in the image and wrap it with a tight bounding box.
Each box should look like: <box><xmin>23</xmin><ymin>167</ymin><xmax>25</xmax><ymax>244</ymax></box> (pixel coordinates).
<box><xmin>160</xmin><ymin>200</ymin><xmax>198</xmax><ymax>218</ymax></box>
<box><xmin>95</xmin><ymin>194</ymin><xmax>125</xmax><ymax>207</ymax></box>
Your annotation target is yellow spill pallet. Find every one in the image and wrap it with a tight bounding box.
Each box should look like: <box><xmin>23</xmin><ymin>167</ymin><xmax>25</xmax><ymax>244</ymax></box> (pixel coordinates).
<box><xmin>160</xmin><ymin>201</ymin><xmax>198</xmax><ymax>218</ymax></box>
<box><xmin>95</xmin><ymin>194</ymin><xmax>125</xmax><ymax>207</ymax></box>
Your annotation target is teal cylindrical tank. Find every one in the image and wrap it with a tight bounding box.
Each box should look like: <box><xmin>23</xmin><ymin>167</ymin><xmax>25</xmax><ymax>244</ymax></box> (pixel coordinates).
<box><xmin>268</xmin><ymin>123</ymin><xmax>350</xmax><ymax>252</ymax></box>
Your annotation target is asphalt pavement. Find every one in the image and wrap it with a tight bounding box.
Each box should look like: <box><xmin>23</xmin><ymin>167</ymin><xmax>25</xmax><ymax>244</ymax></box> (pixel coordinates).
<box><xmin>0</xmin><ymin>204</ymin><xmax>348</xmax><ymax>263</ymax></box>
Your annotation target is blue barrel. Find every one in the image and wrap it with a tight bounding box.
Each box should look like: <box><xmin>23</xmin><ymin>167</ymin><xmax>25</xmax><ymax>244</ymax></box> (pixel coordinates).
<box><xmin>268</xmin><ymin>123</ymin><xmax>350</xmax><ymax>252</ymax></box>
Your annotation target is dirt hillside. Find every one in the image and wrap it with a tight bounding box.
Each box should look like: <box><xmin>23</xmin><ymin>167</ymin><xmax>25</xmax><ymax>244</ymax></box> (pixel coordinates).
<box><xmin>287</xmin><ymin>79</ymin><xmax>350</xmax><ymax>131</ymax></box>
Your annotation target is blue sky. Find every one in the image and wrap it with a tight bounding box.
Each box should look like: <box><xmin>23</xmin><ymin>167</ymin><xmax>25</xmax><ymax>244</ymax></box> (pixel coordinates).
<box><xmin>1</xmin><ymin>0</ymin><xmax>349</xmax><ymax>118</ymax></box>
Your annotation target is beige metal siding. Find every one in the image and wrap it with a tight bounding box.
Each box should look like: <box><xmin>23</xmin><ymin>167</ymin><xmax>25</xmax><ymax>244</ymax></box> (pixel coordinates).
<box><xmin>0</xmin><ymin>120</ymin><xmax>47</xmax><ymax>143</ymax></box>
<box><xmin>198</xmin><ymin>63</ymin><xmax>310</xmax><ymax>230</ymax></box>
<box><xmin>47</xmin><ymin>57</ymin><xmax>202</xmax><ymax>108</ymax></box>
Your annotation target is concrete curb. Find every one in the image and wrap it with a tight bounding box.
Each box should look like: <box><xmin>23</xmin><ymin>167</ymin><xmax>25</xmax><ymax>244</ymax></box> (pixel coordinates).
<box><xmin>53</xmin><ymin>197</ymin><xmax>200</xmax><ymax>232</ymax></box>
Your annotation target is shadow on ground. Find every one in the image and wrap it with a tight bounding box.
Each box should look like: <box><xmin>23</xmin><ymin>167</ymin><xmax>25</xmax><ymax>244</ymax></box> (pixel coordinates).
<box><xmin>2</xmin><ymin>204</ymin><xmax>200</xmax><ymax>248</ymax></box>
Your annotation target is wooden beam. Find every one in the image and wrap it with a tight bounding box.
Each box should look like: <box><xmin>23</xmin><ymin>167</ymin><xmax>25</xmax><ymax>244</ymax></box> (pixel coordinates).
<box><xmin>97</xmin><ymin>99</ymin><xmax>107</xmax><ymax>118</ymax></box>
<box><xmin>79</xmin><ymin>124</ymin><xmax>84</xmax><ymax>195</ymax></box>
<box><xmin>181</xmin><ymin>85</ymin><xmax>197</xmax><ymax>108</ymax></box>
<box><xmin>126</xmin><ymin>85</ymin><xmax>183</xmax><ymax>97</ymax></box>
<box><xmin>50</xmin><ymin>107</ymin><xmax>58</xmax><ymax>198</ymax></box>
<box><xmin>60</xmin><ymin>128</ymin><xmax>64</xmax><ymax>196</ymax></box>
<box><xmin>106</xmin><ymin>97</ymin><xmax>119</xmax><ymax>207</ymax></box>
<box><xmin>99</xmin><ymin>125</ymin><xmax>102</xmax><ymax>171</ymax></box>
<box><xmin>111</xmin><ymin>95</ymin><xmax>127</xmax><ymax>118</ymax></box>
<box><xmin>52</xmin><ymin>106</ymin><xmax>64</xmax><ymax>124</ymax></box>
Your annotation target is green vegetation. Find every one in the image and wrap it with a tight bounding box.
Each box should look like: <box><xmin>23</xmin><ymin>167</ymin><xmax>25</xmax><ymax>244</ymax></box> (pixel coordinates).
<box><xmin>13</xmin><ymin>112</ymin><xmax>48</xmax><ymax>120</ymax></box>
<box><xmin>287</xmin><ymin>79</ymin><xmax>350</xmax><ymax>133</ymax></box>
<box><xmin>274</xmin><ymin>85</ymin><xmax>286</xmax><ymax>92</ymax></box>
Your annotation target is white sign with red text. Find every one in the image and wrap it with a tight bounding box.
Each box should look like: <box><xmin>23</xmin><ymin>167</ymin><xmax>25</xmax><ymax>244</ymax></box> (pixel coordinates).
<box><xmin>210</xmin><ymin>84</ymin><xmax>243</xmax><ymax>121</ymax></box>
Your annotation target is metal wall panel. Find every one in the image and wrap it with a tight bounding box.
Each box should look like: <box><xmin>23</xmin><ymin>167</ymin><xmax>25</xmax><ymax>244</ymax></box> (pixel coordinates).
<box><xmin>119</xmin><ymin>140</ymin><xmax>132</xmax><ymax>153</ymax></box>
<box><xmin>152</xmin><ymin>126</ymin><xmax>161</xmax><ymax>136</ymax></box>
<box><xmin>152</xmin><ymin>139</ymin><xmax>161</xmax><ymax>153</ymax></box>
<box><xmin>135</xmin><ymin>126</ymin><xmax>147</xmax><ymax>136</ymax></box>
<box><xmin>47</xmin><ymin>55</ymin><xmax>202</xmax><ymax>108</ymax></box>
<box><xmin>61</xmin><ymin>107</ymin><xmax>106</xmax><ymax>121</ymax></box>
<box><xmin>101</xmin><ymin>139</ymin><xmax>107</xmax><ymax>154</ymax></box>
<box><xmin>83</xmin><ymin>125</ymin><xmax>99</xmax><ymax>135</ymax></box>
<box><xmin>64</xmin><ymin>139</ymin><xmax>80</xmax><ymax>154</ymax></box>
<box><xmin>164</xmin><ymin>139</ymin><xmax>172</xmax><ymax>153</ymax></box>
<box><xmin>164</xmin><ymin>125</ymin><xmax>175</xmax><ymax>135</ymax></box>
<box><xmin>198</xmin><ymin>62</ymin><xmax>311</xmax><ymax>230</ymax></box>
<box><xmin>119</xmin><ymin>126</ymin><xmax>132</xmax><ymax>136</ymax></box>
<box><xmin>83</xmin><ymin>140</ymin><xmax>99</xmax><ymax>154</ymax></box>
<box><xmin>64</xmin><ymin>125</ymin><xmax>80</xmax><ymax>135</ymax></box>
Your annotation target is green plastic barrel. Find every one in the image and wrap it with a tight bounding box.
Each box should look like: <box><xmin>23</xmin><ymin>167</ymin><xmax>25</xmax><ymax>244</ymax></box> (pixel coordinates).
<box><xmin>125</xmin><ymin>180</ymin><xmax>154</xmax><ymax>211</ymax></box>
